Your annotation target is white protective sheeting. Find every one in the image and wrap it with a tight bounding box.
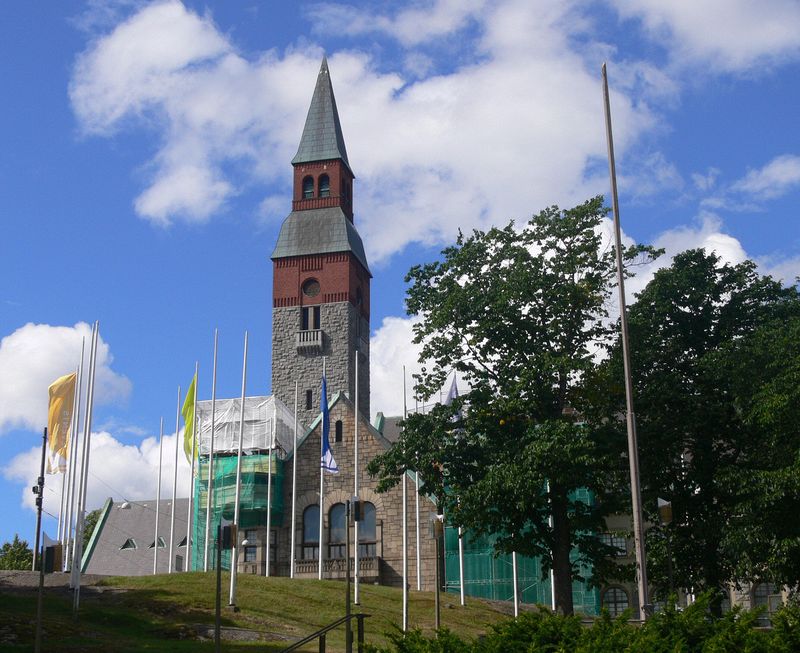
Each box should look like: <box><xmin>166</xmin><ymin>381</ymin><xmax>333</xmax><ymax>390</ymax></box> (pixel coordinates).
<box><xmin>195</xmin><ymin>395</ymin><xmax>295</xmax><ymax>457</ymax></box>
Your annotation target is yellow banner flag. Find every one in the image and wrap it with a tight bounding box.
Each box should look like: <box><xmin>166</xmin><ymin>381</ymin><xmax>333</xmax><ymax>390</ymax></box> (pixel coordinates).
<box><xmin>47</xmin><ymin>372</ymin><xmax>76</xmax><ymax>474</ymax></box>
<box><xmin>182</xmin><ymin>372</ymin><xmax>197</xmax><ymax>464</ymax></box>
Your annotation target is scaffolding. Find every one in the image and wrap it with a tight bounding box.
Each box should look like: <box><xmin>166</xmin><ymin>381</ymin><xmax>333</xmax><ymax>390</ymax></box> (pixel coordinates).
<box><xmin>443</xmin><ymin>488</ymin><xmax>601</xmax><ymax>615</ymax></box>
<box><xmin>190</xmin><ymin>396</ymin><xmax>294</xmax><ymax>571</ymax></box>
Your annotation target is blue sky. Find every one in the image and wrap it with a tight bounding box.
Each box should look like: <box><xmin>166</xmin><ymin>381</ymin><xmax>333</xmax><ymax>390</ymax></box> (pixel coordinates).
<box><xmin>1</xmin><ymin>0</ymin><xmax>799</xmax><ymax>548</ymax></box>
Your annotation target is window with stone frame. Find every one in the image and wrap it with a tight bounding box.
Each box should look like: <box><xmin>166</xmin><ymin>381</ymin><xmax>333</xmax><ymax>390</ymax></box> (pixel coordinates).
<box><xmin>358</xmin><ymin>501</ymin><xmax>377</xmax><ymax>558</ymax></box>
<box><xmin>301</xmin><ymin>305</ymin><xmax>321</xmax><ymax>331</ymax></box>
<box><xmin>244</xmin><ymin>546</ymin><xmax>257</xmax><ymax>563</ymax></box>
<box><xmin>302</xmin><ymin>504</ymin><xmax>320</xmax><ymax>560</ymax></box>
<box><xmin>599</xmin><ymin>532</ymin><xmax>627</xmax><ymax>556</ymax></box>
<box><xmin>328</xmin><ymin>503</ymin><xmax>346</xmax><ymax>559</ymax></box>
<box><xmin>335</xmin><ymin>419</ymin><xmax>343</xmax><ymax>442</ymax></box>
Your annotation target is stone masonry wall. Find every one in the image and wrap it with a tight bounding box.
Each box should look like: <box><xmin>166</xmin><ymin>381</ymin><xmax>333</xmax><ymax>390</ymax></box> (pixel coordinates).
<box><xmin>272</xmin><ymin>302</ymin><xmax>370</xmax><ymax>430</ymax></box>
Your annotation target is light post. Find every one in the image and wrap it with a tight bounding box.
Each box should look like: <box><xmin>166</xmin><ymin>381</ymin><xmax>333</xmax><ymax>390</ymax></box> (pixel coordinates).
<box><xmin>657</xmin><ymin>498</ymin><xmax>674</xmax><ymax>598</ymax></box>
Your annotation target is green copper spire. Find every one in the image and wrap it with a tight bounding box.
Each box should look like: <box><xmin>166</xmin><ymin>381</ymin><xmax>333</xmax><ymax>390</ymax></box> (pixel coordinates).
<box><xmin>291</xmin><ymin>57</ymin><xmax>351</xmax><ymax>170</ymax></box>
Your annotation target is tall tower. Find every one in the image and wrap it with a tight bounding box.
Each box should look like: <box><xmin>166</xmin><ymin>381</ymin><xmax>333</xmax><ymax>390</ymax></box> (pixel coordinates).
<box><xmin>271</xmin><ymin>57</ymin><xmax>371</xmax><ymax>428</ymax></box>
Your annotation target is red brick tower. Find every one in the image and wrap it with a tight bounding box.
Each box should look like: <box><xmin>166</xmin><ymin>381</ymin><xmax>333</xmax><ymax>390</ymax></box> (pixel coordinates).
<box><xmin>271</xmin><ymin>58</ymin><xmax>370</xmax><ymax>428</ymax></box>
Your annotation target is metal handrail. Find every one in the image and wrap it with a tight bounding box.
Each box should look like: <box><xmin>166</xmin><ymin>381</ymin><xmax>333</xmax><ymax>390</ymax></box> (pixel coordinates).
<box><xmin>280</xmin><ymin>613</ymin><xmax>370</xmax><ymax>653</ymax></box>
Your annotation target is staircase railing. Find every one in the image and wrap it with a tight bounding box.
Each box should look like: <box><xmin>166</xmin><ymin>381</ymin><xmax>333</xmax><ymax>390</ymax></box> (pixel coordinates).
<box><xmin>279</xmin><ymin>613</ymin><xmax>370</xmax><ymax>653</ymax></box>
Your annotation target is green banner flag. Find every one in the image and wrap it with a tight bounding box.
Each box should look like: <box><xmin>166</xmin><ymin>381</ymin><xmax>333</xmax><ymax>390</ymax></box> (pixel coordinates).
<box><xmin>182</xmin><ymin>372</ymin><xmax>197</xmax><ymax>464</ymax></box>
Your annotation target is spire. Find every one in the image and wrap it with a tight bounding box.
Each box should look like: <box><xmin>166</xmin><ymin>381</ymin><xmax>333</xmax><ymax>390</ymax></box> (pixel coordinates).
<box><xmin>292</xmin><ymin>57</ymin><xmax>351</xmax><ymax>171</ymax></box>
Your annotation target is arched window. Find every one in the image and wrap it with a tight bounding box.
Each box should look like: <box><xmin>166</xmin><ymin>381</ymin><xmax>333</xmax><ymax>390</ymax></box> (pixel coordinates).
<box><xmin>302</xmin><ymin>505</ymin><xmax>320</xmax><ymax>560</ymax></box>
<box><xmin>319</xmin><ymin>174</ymin><xmax>330</xmax><ymax>197</ymax></box>
<box><xmin>602</xmin><ymin>587</ymin><xmax>629</xmax><ymax>617</ymax></box>
<box><xmin>358</xmin><ymin>501</ymin><xmax>377</xmax><ymax>557</ymax></box>
<box><xmin>335</xmin><ymin>420</ymin><xmax>343</xmax><ymax>442</ymax></box>
<box><xmin>329</xmin><ymin>503</ymin><xmax>346</xmax><ymax>559</ymax></box>
<box><xmin>302</xmin><ymin>176</ymin><xmax>314</xmax><ymax>199</ymax></box>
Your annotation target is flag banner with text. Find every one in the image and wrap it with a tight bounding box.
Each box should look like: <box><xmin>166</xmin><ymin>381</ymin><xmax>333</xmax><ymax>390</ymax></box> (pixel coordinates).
<box><xmin>182</xmin><ymin>372</ymin><xmax>197</xmax><ymax>465</ymax></box>
<box><xmin>46</xmin><ymin>372</ymin><xmax>76</xmax><ymax>474</ymax></box>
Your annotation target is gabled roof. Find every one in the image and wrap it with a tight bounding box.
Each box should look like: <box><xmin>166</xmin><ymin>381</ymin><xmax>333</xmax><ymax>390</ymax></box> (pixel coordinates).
<box><xmin>292</xmin><ymin>57</ymin><xmax>351</xmax><ymax>173</ymax></box>
<box><xmin>287</xmin><ymin>391</ymin><xmax>392</xmax><ymax>461</ymax></box>
<box><xmin>270</xmin><ymin>206</ymin><xmax>371</xmax><ymax>275</ymax></box>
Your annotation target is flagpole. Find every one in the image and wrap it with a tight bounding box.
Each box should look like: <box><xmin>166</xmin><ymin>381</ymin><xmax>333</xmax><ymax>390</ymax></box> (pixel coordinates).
<box><xmin>32</xmin><ymin>427</ymin><xmax>47</xmax><ymax>571</ymax></box>
<box><xmin>154</xmin><ymin>418</ymin><xmax>164</xmax><ymax>574</ymax></box>
<box><xmin>402</xmin><ymin>366</ymin><xmax>408</xmax><ymax>632</ymax></box>
<box><xmin>602</xmin><ymin>62</ymin><xmax>649</xmax><ymax>619</ymax></box>
<box><xmin>57</xmin><ymin>465</ymin><xmax>66</xmax><ymax>545</ymax></box>
<box><xmin>415</xmin><ymin>398</ymin><xmax>421</xmax><ymax>592</ymax></box>
<box><xmin>186</xmin><ymin>362</ymin><xmax>198</xmax><ymax>572</ymax></box>
<box><xmin>73</xmin><ymin>320</ymin><xmax>99</xmax><ymax>614</ymax></box>
<box><xmin>354</xmin><ymin>350</ymin><xmax>360</xmax><ymax>604</ymax></box>
<box><xmin>229</xmin><ymin>331</ymin><xmax>248</xmax><ymax>606</ymax></box>
<box><xmin>318</xmin><ymin>358</ymin><xmax>326</xmax><ymax>581</ymax></box>
<box><xmin>265</xmin><ymin>413</ymin><xmax>274</xmax><ymax>577</ymax></box>
<box><xmin>64</xmin><ymin>343</ymin><xmax>84</xmax><ymax>571</ymax></box>
<box><xmin>204</xmin><ymin>329</ymin><xmax>218</xmax><ymax>572</ymax></box>
<box><xmin>290</xmin><ymin>381</ymin><xmax>298</xmax><ymax>579</ymax></box>
<box><xmin>458</xmin><ymin>527</ymin><xmax>466</xmax><ymax>606</ymax></box>
<box><xmin>66</xmin><ymin>339</ymin><xmax>85</xmax><ymax>576</ymax></box>
<box><xmin>168</xmin><ymin>385</ymin><xmax>181</xmax><ymax>574</ymax></box>
<box><xmin>512</xmin><ymin>551</ymin><xmax>519</xmax><ymax>618</ymax></box>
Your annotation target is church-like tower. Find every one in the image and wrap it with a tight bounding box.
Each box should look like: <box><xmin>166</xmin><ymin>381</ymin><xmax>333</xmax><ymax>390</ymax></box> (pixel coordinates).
<box><xmin>271</xmin><ymin>58</ymin><xmax>370</xmax><ymax>428</ymax></box>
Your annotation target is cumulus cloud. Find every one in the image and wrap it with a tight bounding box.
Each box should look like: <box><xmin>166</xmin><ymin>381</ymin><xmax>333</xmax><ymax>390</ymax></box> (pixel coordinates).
<box><xmin>732</xmin><ymin>154</ymin><xmax>800</xmax><ymax>200</ymax></box>
<box><xmin>4</xmin><ymin>429</ymin><xmax>192</xmax><ymax>519</ymax></box>
<box><xmin>610</xmin><ymin>0</ymin><xmax>800</xmax><ymax>72</ymax></box>
<box><xmin>0</xmin><ymin>323</ymin><xmax>131</xmax><ymax>434</ymax></box>
<box><xmin>70</xmin><ymin>0</ymin><xmax>657</xmax><ymax>262</ymax></box>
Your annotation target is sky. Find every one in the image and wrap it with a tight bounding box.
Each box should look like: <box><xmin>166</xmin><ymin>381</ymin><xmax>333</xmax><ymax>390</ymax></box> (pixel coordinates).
<box><xmin>1</xmin><ymin>0</ymin><xmax>799</xmax><ymax>548</ymax></box>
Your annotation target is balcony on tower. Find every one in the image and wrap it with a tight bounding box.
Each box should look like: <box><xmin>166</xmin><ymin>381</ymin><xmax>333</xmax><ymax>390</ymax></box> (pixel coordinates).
<box><xmin>296</xmin><ymin>328</ymin><xmax>323</xmax><ymax>352</ymax></box>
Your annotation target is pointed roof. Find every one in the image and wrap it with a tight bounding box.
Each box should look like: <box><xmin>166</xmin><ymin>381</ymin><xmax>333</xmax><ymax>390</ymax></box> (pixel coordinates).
<box><xmin>292</xmin><ymin>57</ymin><xmax>351</xmax><ymax>172</ymax></box>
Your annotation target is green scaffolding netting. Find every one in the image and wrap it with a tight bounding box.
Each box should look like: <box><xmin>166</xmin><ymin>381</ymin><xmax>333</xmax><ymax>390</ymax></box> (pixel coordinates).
<box><xmin>443</xmin><ymin>488</ymin><xmax>601</xmax><ymax>615</ymax></box>
<box><xmin>191</xmin><ymin>453</ymin><xmax>285</xmax><ymax>571</ymax></box>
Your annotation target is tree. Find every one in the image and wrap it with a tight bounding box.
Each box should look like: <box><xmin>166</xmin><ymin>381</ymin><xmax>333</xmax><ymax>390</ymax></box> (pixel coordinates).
<box><xmin>83</xmin><ymin>508</ymin><xmax>102</xmax><ymax>549</ymax></box>
<box><xmin>0</xmin><ymin>534</ymin><xmax>33</xmax><ymax>570</ymax></box>
<box><xmin>368</xmin><ymin>196</ymin><xmax>659</xmax><ymax>614</ymax></box>
<box><xmin>591</xmin><ymin>249</ymin><xmax>800</xmax><ymax>602</ymax></box>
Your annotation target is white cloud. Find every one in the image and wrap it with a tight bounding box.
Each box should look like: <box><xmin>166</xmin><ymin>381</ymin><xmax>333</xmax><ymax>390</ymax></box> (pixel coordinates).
<box><xmin>70</xmin><ymin>0</ymin><xmax>656</xmax><ymax>262</ymax></box>
<box><xmin>610</xmin><ymin>0</ymin><xmax>800</xmax><ymax>72</ymax></box>
<box><xmin>4</xmin><ymin>429</ymin><xmax>192</xmax><ymax>519</ymax></box>
<box><xmin>732</xmin><ymin>154</ymin><xmax>800</xmax><ymax>200</ymax></box>
<box><xmin>0</xmin><ymin>323</ymin><xmax>131</xmax><ymax>434</ymax></box>
<box><xmin>370</xmin><ymin>315</ymin><xmax>424</xmax><ymax>418</ymax></box>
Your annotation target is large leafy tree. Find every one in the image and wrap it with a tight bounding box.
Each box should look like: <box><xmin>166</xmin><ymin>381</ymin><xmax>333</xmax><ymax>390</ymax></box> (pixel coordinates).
<box><xmin>0</xmin><ymin>534</ymin><xmax>33</xmax><ymax>570</ymax></box>
<box><xmin>368</xmin><ymin>196</ymin><xmax>658</xmax><ymax>614</ymax></box>
<box><xmin>591</xmin><ymin>249</ymin><xmax>800</xmax><ymax>601</ymax></box>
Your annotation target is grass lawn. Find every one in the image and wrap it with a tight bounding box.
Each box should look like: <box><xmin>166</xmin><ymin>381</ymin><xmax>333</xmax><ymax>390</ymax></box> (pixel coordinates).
<box><xmin>0</xmin><ymin>572</ymin><xmax>513</xmax><ymax>652</ymax></box>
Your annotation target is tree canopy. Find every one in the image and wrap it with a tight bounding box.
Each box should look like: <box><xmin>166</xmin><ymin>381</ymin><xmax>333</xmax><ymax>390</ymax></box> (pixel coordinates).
<box><xmin>0</xmin><ymin>534</ymin><xmax>33</xmax><ymax>570</ymax></box>
<box><xmin>368</xmin><ymin>196</ymin><xmax>659</xmax><ymax>614</ymax></box>
<box><xmin>590</xmin><ymin>249</ymin><xmax>800</xmax><ymax>600</ymax></box>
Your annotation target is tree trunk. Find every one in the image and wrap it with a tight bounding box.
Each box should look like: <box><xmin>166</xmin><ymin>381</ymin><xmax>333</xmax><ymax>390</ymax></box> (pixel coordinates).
<box><xmin>551</xmin><ymin>486</ymin><xmax>574</xmax><ymax>615</ymax></box>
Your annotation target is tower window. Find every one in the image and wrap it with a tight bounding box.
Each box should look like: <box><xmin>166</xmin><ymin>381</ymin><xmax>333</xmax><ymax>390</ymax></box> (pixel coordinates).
<box><xmin>335</xmin><ymin>420</ymin><xmax>343</xmax><ymax>442</ymax></box>
<box><xmin>302</xmin><ymin>176</ymin><xmax>314</xmax><ymax>199</ymax></box>
<box><xmin>302</xmin><ymin>279</ymin><xmax>320</xmax><ymax>297</ymax></box>
<box><xmin>319</xmin><ymin>174</ymin><xmax>330</xmax><ymax>197</ymax></box>
<box><xmin>306</xmin><ymin>390</ymin><xmax>313</xmax><ymax>410</ymax></box>
<box><xmin>301</xmin><ymin>306</ymin><xmax>321</xmax><ymax>330</ymax></box>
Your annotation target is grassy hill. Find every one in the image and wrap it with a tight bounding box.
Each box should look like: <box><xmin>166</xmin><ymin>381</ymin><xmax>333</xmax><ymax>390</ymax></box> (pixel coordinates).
<box><xmin>0</xmin><ymin>572</ymin><xmax>514</xmax><ymax>652</ymax></box>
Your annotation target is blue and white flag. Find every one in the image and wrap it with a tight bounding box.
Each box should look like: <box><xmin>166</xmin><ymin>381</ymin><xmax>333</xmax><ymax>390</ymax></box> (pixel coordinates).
<box><xmin>320</xmin><ymin>375</ymin><xmax>339</xmax><ymax>474</ymax></box>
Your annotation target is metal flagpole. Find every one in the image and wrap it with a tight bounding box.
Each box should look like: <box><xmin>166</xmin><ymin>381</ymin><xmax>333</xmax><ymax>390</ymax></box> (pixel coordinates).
<box><xmin>415</xmin><ymin>397</ymin><xmax>421</xmax><ymax>591</ymax></box>
<box><xmin>32</xmin><ymin>428</ymin><xmax>47</xmax><ymax>571</ymax></box>
<box><xmin>73</xmin><ymin>321</ymin><xmax>99</xmax><ymax>614</ymax></box>
<box><xmin>602</xmin><ymin>62</ymin><xmax>649</xmax><ymax>619</ymax></box>
<box><xmin>318</xmin><ymin>357</ymin><xmax>326</xmax><ymax>581</ymax></box>
<box><xmin>154</xmin><ymin>418</ymin><xmax>164</xmax><ymax>574</ymax></box>
<box><xmin>354</xmin><ymin>351</ymin><xmax>360</xmax><ymax>604</ymax></box>
<box><xmin>204</xmin><ymin>329</ymin><xmax>219</xmax><ymax>572</ymax></box>
<box><xmin>458</xmin><ymin>527</ymin><xmax>465</xmax><ymax>606</ymax></box>
<box><xmin>57</xmin><ymin>465</ymin><xmax>66</xmax><ymax>545</ymax></box>
<box><xmin>168</xmin><ymin>385</ymin><xmax>181</xmax><ymax>574</ymax></box>
<box><xmin>265</xmin><ymin>414</ymin><xmax>274</xmax><ymax>576</ymax></box>
<box><xmin>402</xmin><ymin>366</ymin><xmax>408</xmax><ymax>631</ymax></box>
<box><xmin>66</xmin><ymin>340</ymin><xmax>85</xmax><ymax>576</ymax></box>
<box><xmin>512</xmin><ymin>551</ymin><xmax>519</xmax><ymax>618</ymax></box>
<box><xmin>229</xmin><ymin>331</ymin><xmax>248</xmax><ymax>606</ymax></box>
<box><xmin>546</xmin><ymin>480</ymin><xmax>556</xmax><ymax>610</ymax></box>
<box><xmin>186</xmin><ymin>361</ymin><xmax>198</xmax><ymax>572</ymax></box>
<box><xmin>62</xmin><ymin>354</ymin><xmax>85</xmax><ymax>571</ymax></box>
<box><xmin>290</xmin><ymin>381</ymin><xmax>298</xmax><ymax>579</ymax></box>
